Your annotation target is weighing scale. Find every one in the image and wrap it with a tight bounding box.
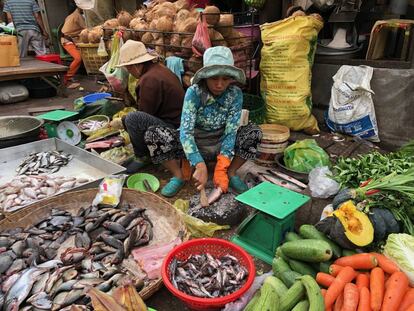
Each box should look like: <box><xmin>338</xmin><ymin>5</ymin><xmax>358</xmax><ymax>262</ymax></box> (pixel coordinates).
<box><xmin>37</xmin><ymin>110</ymin><xmax>81</xmax><ymax>145</ymax></box>
<box><xmin>231</xmin><ymin>182</ymin><xmax>310</xmax><ymax>264</ymax></box>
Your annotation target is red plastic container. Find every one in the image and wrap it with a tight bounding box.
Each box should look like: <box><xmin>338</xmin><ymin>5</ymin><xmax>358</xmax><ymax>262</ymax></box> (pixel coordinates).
<box><xmin>161</xmin><ymin>238</ymin><xmax>256</xmax><ymax>311</ymax></box>
<box><xmin>36</xmin><ymin>54</ymin><xmax>63</xmax><ymax>65</ymax></box>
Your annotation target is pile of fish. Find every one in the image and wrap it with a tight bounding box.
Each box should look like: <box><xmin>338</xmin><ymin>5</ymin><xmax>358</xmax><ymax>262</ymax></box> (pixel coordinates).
<box><xmin>0</xmin><ymin>204</ymin><xmax>153</xmax><ymax>310</ymax></box>
<box><xmin>16</xmin><ymin>151</ymin><xmax>73</xmax><ymax>175</ymax></box>
<box><xmin>169</xmin><ymin>253</ymin><xmax>249</xmax><ymax>298</ymax></box>
<box><xmin>0</xmin><ymin>175</ymin><xmax>90</xmax><ymax>213</ymax></box>
<box><xmin>79</xmin><ymin>120</ymin><xmax>108</xmax><ymax>132</ymax></box>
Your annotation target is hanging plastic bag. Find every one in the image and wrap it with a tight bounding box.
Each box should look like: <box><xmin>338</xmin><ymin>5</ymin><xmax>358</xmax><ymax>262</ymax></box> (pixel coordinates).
<box><xmin>284</xmin><ymin>139</ymin><xmax>330</xmax><ymax>173</ymax></box>
<box><xmin>97</xmin><ymin>36</ymin><xmax>108</xmax><ymax>57</ymax></box>
<box><xmin>173</xmin><ymin>199</ymin><xmax>230</xmax><ymax>238</ymax></box>
<box><xmin>99</xmin><ymin>31</ymin><xmax>128</xmax><ymax>93</ymax></box>
<box><xmin>326</xmin><ymin>65</ymin><xmax>380</xmax><ymax>142</ymax></box>
<box><xmin>308</xmin><ymin>166</ymin><xmax>340</xmax><ymax>198</ymax></box>
<box><xmin>92</xmin><ymin>175</ymin><xmax>127</xmax><ymax>207</ymax></box>
<box><xmin>192</xmin><ymin>15</ymin><xmax>211</xmax><ymax>57</ymax></box>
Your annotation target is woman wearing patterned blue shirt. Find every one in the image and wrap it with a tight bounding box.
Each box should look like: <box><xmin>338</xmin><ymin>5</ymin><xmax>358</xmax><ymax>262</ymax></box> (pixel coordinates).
<box><xmin>144</xmin><ymin>46</ymin><xmax>262</xmax><ymax>197</ymax></box>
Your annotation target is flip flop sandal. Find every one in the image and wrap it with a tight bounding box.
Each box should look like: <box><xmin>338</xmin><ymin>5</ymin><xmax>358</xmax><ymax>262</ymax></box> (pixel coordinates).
<box><xmin>229</xmin><ymin>175</ymin><xmax>248</xmax><ymax>194</ymax></box>
<box><xmin>161</xmin><ymin>177</ymin><xmax>185</xmax><ymax>197</ymax></box>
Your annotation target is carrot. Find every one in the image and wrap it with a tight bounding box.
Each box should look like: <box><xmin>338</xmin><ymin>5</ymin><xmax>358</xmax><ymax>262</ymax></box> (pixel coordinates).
<box><xmin>334</xmin><ymin>293</ymin><xmax>344</xmax><ymax>311</ymax></box>
<box><xmin>399</xmin><ymin>288</ymin><xmax>414</xmax><ymax>311</ymax></box>
<box><xmin>381</xmin><ymin>271</ymin><xmax>409</xmax><ymax>311</ymax></box>
<box><xmin>358</xmin><ymin>287</ymin><xmax>371</xmax><ymax>311</ymax></box>
<box><xmin>343</xmin><ymin>283</ymin><xmax>360</xmax><ymax>311</ymax></box>
<box><xmin>370</xmin><ymin>252</ymin><xmax>400</xmax><ymax>274</ymax></box>
<box><xmin>325</xmin><ymin>266</ymin><xmax>357</xmax><ymax>309</ymax></box>
<box><xmin>370</xmin><ymin>267</ymin><xmax>385</xmax><ymax>311</ymax></box>
<box><xmin>405</xmin><ymin>305</ymin><xmax>414</xmax><ymax>311</ymax></box>
<box><xmin>321</xmin><ymin>288</ymin><xmax>327</xmax><ymax>297</ymax></box>
<box><xmin>356</xmin><ymin>273</ymin><xmax>370</xmax><ymax>291</ymax></box>
<box><xmin>334</xmin><ymin>253</ymin><xmax>378</xmax><ymax>270</ymax></box>
<box><xmin>316</xmin><ymin>272</ymin><xmax>335</xmax><ymax>287</ymax></box>
<box><xmin>329</xmin><ymin>264</ymin><xmax>344</xmax><ymax>276</ymax></box>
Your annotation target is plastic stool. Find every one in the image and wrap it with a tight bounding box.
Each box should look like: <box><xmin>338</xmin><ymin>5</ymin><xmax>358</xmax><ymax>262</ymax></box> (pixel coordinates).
<box><xmin>36</xmin><ymin>54</ymin><xmax>63</xmax><ymax>65</ymax></box>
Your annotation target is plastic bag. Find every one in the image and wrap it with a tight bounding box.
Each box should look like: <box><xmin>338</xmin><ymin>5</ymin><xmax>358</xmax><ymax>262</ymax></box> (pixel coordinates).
<box><xmin>223</xmin><ymin>271</ymin><xmax>273</xmax><ymax>311</ymax></box>
<box><xmin>308</xmin><ymin>166</ymin><xmax>340</xmax><ymax>198</ymax></box>
<box><xmin>97</xmin><ymin>36</ymin><xmax>108</xmax><ymax>57</ymax></box>
<box><xmin>284</xmin><ymin>139</ymin><xmax>330</xmax><ymax>173</ymax></box>
<box><xmin>99</xmin><ymin>32</ymin><xmax>128</xmax><ymax>93</ymax></box>
<box><xmin>260</xmin><ymin>16</ymin><xmax>323</xmax><ymax>134</ymax></box>
<box><xmin>326</xmin><ymin>65</ymin><xmax>379</xmax><ymax>142</ymax></box>
<box><xmin>192</xmin><ymin>16</ymin><xmax>211</xmax><ymax>57</ymax></box>
<box><xmin>92</xmin><ymin>175</ymin><xmax>127</xmax><ymax>207</ymax></box>
<box><xmin>173</xmin><ymin>199</ymin><xmax>229</xmax><ymax>238</ymax></box>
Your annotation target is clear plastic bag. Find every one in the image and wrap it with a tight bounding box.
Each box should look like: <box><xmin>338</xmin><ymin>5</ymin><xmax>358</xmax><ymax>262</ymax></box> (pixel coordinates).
<box><xmin>97</xmin><ymin>36</ymin><xmax>108</xmax><ymax>57</ymax></box>
<box><xmin>223</xmin><ymin>271</ymin><xmax>273</xmax><ymax>311</ymax></box>
<box><xmin>192</xmin><ymin>16</ymin><xmax>211</xmax><ymax>57</ymax></box>
<box><xmin>309</xmin><ymin>166</ymin><xmax>340</xmax><ymax>198</ymax></box>
<box><xmin>92</xmin><ymin>175</ymin><xmax>127</xmax><ymax>207</ymax></box>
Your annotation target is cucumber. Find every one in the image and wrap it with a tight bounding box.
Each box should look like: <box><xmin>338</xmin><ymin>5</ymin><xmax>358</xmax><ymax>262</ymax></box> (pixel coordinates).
<box><xmin>281</xmin><ymin>239</ymin><xmax>333</xmax><ymax>263</ymax></box>
<box><xmin>280</xmin><ymin>280</ymin><xmax>305</xmax><ymax>311</ymax></box>
<box><xmin>280</xmin><ymin>270</ymin><xmax>302</xmax><ymax>288</ymax></box>
<box><xmin>244</xmin><ymin>277</ymin><xmax>280</xmax><ymax>311</ymax></box>
<box><xmin>301</xmin><ymin>275</ymin><xmax>325</xmax><ymax>311</ymax></box>
<box><xmin>288</xmin><ymin>259</ymin><xmax>317</xmax><ymax>277</ymax></box>
<box><xmin>285</xmin><ymin>232</ymin><xmax>302</xmax><ymax>242</ymax></box>
<box><xmin>292</xmin><ymin>300</ymin><xmax>310</xmax><ymax>311</ymax></box>
<box><xmin>272</xmin><ymin>257</ymin><xmax>291</xmax><ymax>278</ymax></box>
<box><xmin>319</xmin><ymin>261</ymin><xmax>332</xmax><ymax>274</ymax></box>
<box><xmin>267</xmin><ymin>276</ymin><xmax>288</xmax><ymax>297</ymax></box>
<box><xmin>299</xmin><ymin>224</ymin><xmax>342</xmax><ymax>258</ymax></box>
<box><xmin>275</xmin><ymin>246</ymin><xmax>289</xmax><ymax>261</ymax></box>
<box><xmin>342</xmin><ymin>249</ymin><xmax>357</xmax><ymax>256</ymax></box>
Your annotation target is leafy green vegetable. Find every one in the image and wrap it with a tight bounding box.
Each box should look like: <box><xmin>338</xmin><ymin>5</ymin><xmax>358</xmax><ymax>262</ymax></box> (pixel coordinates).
<box><xmin>384</xmin><ymin>233</ymin><xmax>414</xmax><ymax>286</ymax></box>
<box><xmin>333</xmin><ymin>151</ymin><xmax>414</xmax><ymax>188</ymax></box>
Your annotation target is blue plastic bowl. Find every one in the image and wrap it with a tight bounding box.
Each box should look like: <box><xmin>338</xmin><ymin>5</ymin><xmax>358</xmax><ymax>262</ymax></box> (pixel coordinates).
<box><xmin>83</xmin><ymin>92</ymin><xmax>112</xmax><ymax>104</ymax></box>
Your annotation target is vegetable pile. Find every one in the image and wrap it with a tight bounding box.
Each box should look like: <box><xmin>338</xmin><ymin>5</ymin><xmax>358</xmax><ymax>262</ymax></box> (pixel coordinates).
<box><xmin>332</xmin><ymin>141</ymin><xmax>414</xmax><ymax>236</ymax></box>
<box><xmin>317</xmin><ymin>252</ymin><xmax>413</xmax><ymax>311</ymax></box>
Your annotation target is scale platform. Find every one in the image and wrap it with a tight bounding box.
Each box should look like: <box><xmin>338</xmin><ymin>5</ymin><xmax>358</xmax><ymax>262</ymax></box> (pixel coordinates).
<box><xmin>231</xmin><ymin>182</ymin><xmax>310</xmax><ymax>264</ymax></box>
<box><xmin>37</xmin><ymin>110</ymin><xmax>81</xmax><ymax>145</ymax></box>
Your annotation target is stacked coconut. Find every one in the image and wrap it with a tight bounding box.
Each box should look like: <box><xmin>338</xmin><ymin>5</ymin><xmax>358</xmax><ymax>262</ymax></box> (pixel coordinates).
<box><xmin>78</xmin><ymin>0</ymin><xmax>250</xmax><ymax>87</ymax></box>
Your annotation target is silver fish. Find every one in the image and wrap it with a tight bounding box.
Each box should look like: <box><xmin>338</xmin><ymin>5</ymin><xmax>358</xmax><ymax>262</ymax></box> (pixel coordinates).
<box><xmin>31</xmin><ymin>272</ymin><xmax>50</xmax><ymax>295</ymax></box>
<box><xmin>3</xmin><ymin>267</ymin><xmax>45</xmax><ymax>311</ymax></box>
<box><xmin>27</xmin><ymin>292</ymin><xmax>52</xmax><ymax>310</ymax></box>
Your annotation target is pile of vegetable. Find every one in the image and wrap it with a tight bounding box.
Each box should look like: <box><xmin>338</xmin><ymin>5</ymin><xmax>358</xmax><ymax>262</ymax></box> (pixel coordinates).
<box><xmin>246</xmin><ymin>224</ymin><xmax>414</xmax><ymax>310</ymax></box>
<box><xmin>331</xmin><ymin>141</ymin><xmax>414</xmax><ymax>236</ymax></box>
<box><xmin>317</xmin><ymin>252</ymin><xmax>413</xmax><ymax>310</ymax></box>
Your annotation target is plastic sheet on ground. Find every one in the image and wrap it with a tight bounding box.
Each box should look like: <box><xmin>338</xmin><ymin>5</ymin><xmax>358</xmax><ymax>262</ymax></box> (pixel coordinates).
<box><xmin>173</xmin><ymin>199</ymin><xmax>230</xmax><ymax>238</ymax></box>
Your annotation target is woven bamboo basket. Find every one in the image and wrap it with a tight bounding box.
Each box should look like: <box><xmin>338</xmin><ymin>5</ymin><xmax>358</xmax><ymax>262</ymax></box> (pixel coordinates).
<box><xmin>76</xmin><ymin>43</ymin><xmax>109</xmax><ymax>75</ymax></box>
<box><xmin>0</xmin><ymin>188</ymin><xmax>189</xmax><ymax>300</ymax></box>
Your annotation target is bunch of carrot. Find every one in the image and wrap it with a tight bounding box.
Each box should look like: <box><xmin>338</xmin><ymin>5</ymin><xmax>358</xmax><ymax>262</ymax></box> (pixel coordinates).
<box><xmin>315</xmin><ymin>252</ymin><xmax>414</xmax><ymax>311</ymax></box>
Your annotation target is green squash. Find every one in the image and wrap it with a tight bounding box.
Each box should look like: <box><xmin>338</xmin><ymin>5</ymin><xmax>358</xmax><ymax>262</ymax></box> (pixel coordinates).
<box><xmin>368</xmin><ymin>208</ymin><xmax>387</xmax><ymax>242</ymax></box>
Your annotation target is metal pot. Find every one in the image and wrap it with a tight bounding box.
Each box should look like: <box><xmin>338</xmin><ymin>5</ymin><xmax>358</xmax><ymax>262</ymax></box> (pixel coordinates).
<box><xmin>0</xmin><ymin>116</ymin><xmax>43</xmax><ymax>148</ymax></box>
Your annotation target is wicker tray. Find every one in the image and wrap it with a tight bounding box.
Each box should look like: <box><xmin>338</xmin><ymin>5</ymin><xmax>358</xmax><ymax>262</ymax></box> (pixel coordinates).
<box><xmin>0</xmin><ymin>188</ymin><xmax>189</xmax><ymax>300</ymax></box>
<box><xmin>76</xmin><ymin>43</ymin><xmax>109</xmax><ymax>75</ymax></box>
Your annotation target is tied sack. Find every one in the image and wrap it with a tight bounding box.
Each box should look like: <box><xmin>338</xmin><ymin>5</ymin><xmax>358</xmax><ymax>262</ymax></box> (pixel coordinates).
<box><xmin>260</xmin><ymin>16</ymin><xmax>323</xmax><ymax>134</ymax></box>
<box><xmin>326</xmin><ymin>65</ymin><xmax>379</xmax><ymax>142</ymax></box>
<box><xmin>0</xmin><ymin>35</ymin><xmax>20</xmax><ymax>67</ymax></box>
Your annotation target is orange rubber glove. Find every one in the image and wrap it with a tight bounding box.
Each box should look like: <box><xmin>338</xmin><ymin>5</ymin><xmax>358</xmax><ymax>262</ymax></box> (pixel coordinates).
<box><xmin>213</xmin><ymin>154</ymin><xmax>231</xmax><ymax>193</ymax></box>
